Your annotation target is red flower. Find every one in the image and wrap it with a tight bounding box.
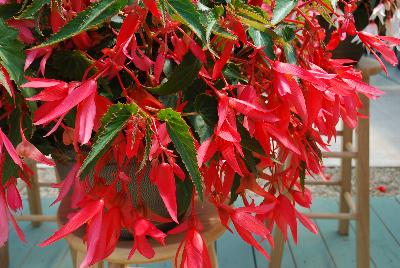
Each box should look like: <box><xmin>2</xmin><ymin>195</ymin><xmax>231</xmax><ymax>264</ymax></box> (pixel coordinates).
<box><xmin>357</xmin><ymin>31</ymin><xmax>400</xmax><ymax>74</ymax></box>
<box><xmin>128</xmin><ymin>216</ymin><xmax>166</xmax><ymax>259</ymax></box>
<box><xmin>168</xmin><ymin>215</ymin><xmax>212</xmax><ymax>268</ymax></box>
<box><xmin>262</xmin><ymin>195</ymin><xmax>317</xmax><ymax>244</ymax></box>
<box><xmin>150</xmin><ymin>160</ymin><xmax>179</xmax><ymax>223</ymax></box>
<box><xmin>0</xmin><ymin>183</ymin><xmax>25</xmax><ymax>247</ymax></box>
<box><xmin>22</xmin><ymin>78</ymin><xmax>110</xmax><ymax>145</ymax></box>
<box><xmin>24</xmin><ymin>47</ymin><xmax>53</xmax><ymax>76</ymax></box>
<box><xmin>5</xmin><ymin>179</ymin><xmax>22</xmax><ymax>213</ymax></box>
<box><xmin>0</xmin><ymin>128</ymin><xmax>23</xmax><ymax>169</ymax></box>
<box><xmin>376</xmin><ymin>185</ymin><xmax>387</xmax><ymax>193</ymax></box>
<box><xmin>16</xmin><ymin>127</ymin><xmax>55</xmax><ymax>167</ymax></box>
<box><xmin>217</xmin><ymin>203</ymin><xmax>275</xmax><ymax>260</ymax></box>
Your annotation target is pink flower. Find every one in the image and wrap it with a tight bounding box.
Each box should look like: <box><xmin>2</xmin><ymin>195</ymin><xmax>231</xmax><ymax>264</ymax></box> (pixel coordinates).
<box><xmin>362</xmin><ymin>22</ymin><xmax>379</xmax><ymax>36</ymax></box>
<box><xmin>7</xmin><ymin>19</ymin><xmax>35</xmax><ymax>44</ymax></box>
<box><xmin>24</xmin><ymin>47</ymin><xmax>53</xmax><ymax>76</ymax></box>
<box><xmin>0</xmin><ymin>184</ymin><xmax>25</xmax><ymax>247</ymax></box>
<box><xmin>370</xmin><ymin>3</ymin><xmax>386</xmax><ymax>24</ymax></box>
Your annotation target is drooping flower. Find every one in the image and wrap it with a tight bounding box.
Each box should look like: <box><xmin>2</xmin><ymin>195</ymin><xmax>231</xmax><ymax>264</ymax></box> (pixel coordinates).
<box><xmin>357</xmin><ymin>31</ymin><xmax>400</xmax><ymax>73</ymax></box>
<box><xmin>22</xmin><ymin>78</ymin><xmax>108</xmax><ymax>145</ymax></box>
<box><xmin>39</xmin><ymin>199</ymin><xmax>105</xmax><ymax>247</ymax></box>
<box><xmin>370</xmin><ymin>3</ymin><xmax>386</xmax><ymax>24</ymax></box>
<box><xmin>0</xmin><ymin>183</ymin><xmax>26</xmax><ymax>247</ymax></box>
<box><xmin>16</xmin><ymin>127</ymin><xmax>55</xmax><ymax>167</ymax></box>
<box><xmin>128</xmin><ymin>216</ymin><xmax>166</xmax><ymax>259</ymax></box>
<box><xmin>168</xmin><ymin>215</ymin><xmax>212</xmax><ymax>268</ymax></box>
<box><xmin>217</xmin><ymin>203</ymin><xmax>276</xmax><ymax>260</ymax></box>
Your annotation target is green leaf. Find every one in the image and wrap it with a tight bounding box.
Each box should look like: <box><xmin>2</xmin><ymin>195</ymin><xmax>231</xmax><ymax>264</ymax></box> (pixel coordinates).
<box><xmin>159</xmin><ymin>94</ymin><xmax>179</xmax><ymax>108</ymax></box>
<box><xmin>204</xmin><ymin>7</ymin><xmax>219</xmax><ymax>45</ymax></box>
<box><xmin>182</xmin><ymin>79</ymin><xmax>207</xmax><ymax>109</ymax></box>
<box><xmin>137</xmin><ymin>121</ymin><xmax>152</xmax><ymax>173</ymax></box>
<box><xmin>248</xmin><ymin>27</ymin><xmax>275</xmax><ymax>60</ymax></box>
<box><xmin>34</xmin><ymin>0</ymin><xmax>128</xmax><ymax>48</ymax></box>
<box><xmin>231</xmin><ymin>2</ymin><xmax>271</xmax><ymax>30</ymax></box>
<box><xmin>157</xmin><ymin>0</ymin><xmax>168</xmax><ymax>25</ymax></box>
<box><xmin>157</xmin><ymin>108</ymin><xmax>203</xmax><ymax>200</ymax></box>
<box><xmin>0</xmin><ymin>19</ymin><xmax>26</xmax><ymax>85</ymax></box>
<box><xmin>229</xmin><ymin>174</ymin><xmax>241</xmax><ymax>205</ymax></box>
<box><xmin>0</xmin><ymin>68</ymin><xmax>13</xmax><ymax>97</ymax></box>
<box><xmin>189</xmin><ymin>115</ymin><xmax>213</xmax><ymax>143</ymax></box>
<box><xmin>79</xmin><ymin>103</ymin><xmax>138</xmax><ymax>177</ymax></box>
<box><xmin>243</xmin><ymin>148</ymin><xmax>258</xmax><ymax>174</ymax></box>
<box><xmin>1</xmin><ymin>108</ymin><xmax>33</xmax><ymax>183</ymax></box>
<box><xmin>46</xmin><ymin>50</ymin><xmax>95</xmax><ymax>81</ymax></box>
<box><xmin>200</xmin><ymin>6</ymin><xmax>233</xmax><ymax>45</ymax></box>
<box><xmin>237</xmin><ymin>123</ymin><xmax>265</xmax><ymax>156</ymax></box>
<box><xmin>147</xmin><ymin>53</ymin><xmax>201</xmax><ymax>95</ymax></box>
<box><xmin>271</xmin><ymin>0</ymin><xmax>298</xmax><ymax>25</ymax></box>
<box><xmin>194</xmin><ymin>94</ymin><xmax>218</xmax><ymax>127</ymax></box>
<box><xmin>276</xmin><ymin>25</ymin><xmax>295</xmax><ymax>42</ymax></box>
<box><xmin>1</xmin><ymin>124</ymin><xmax>19</xmax><ymax>183</ymax></box>
<box><xmin>18</xmin><ymin>0</ymin><xmax>50</xmax><ymax>19</ymax></box>
<box><xmin>165</xmin><ymin>0</ymin><xmax>206</xmax><ymax>42</ymax></box>
<box><xmin>283</xmin><ymin>42</ymin><xmax>297</xmax><ymax>64</ymax></box>
<box><xmin>0</xmin><ymin>3</ymin><xmax>22</xmax><ymax>20</ymax></box>
<box><xmin>223</xmin><ymin>62</ymin><xmax>248</xmax><ymax>83</ymax></box>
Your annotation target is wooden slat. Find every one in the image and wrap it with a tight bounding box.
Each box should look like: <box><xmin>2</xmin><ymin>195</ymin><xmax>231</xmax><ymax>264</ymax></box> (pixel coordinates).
<box><xmin>338</xmin><ymin>126</ymin><xmax>354</xmax><ymax>235</ymax></box>
<box><xmin>7</xmin><ymin>199</ymin><xmax>56</xmax><ymax>268</ymax></box>
<box><xmin>0</xmin><ymin>243</ymin><xmax>9</xmax><ymax>268</ymax></box>
<box><xmin>311</xmin><ymin>199</ymin><xmax>378</xmax><ymax>268</ymax></box>
<box><xmin>305</xmin><ymin>179</ymin><xmax>341</xmax><ymax>186</ymax></box>
<box><xmin>216</xmin><ymin>229</ymin><xmax>256</xmax><ymax>268</ymax></box>
<box><xmin>26</xmin><ymin>159</ymin><xmax>43</xmax><ymax>227</ymax></box>
<box><xmin>8</xmin><ymin>196</ymin><xmax>400</xmax><ymax>268</ymax></box>
<box><xmin>141</xmin><ymin>261</ymin><xmax>172</xmax><ymax>267</ymax></box>
<box><xmin>269</xmin><ymin>228</ymin><xmax>285</xmax><ymax>268</ymax></box>
<box><xmin>14</xmin><ymin>215</ymin><xmax>57</xmax><ymax>222</ymax></box>
<box><xmin>344</xmin><ymin>192</ymin><xmax>356</xmax><ymax>213</ymax></box>
<box><xmin>38</xmin><ymin>182</ymin><xmax>54</xmax><ymax>187</ymax></box>
<box><xmin>57</xmin><ymin>250</ymin><xmax>74</xmax><ymax>268</ymax></box>
<box><xmin>371</xmin><ymin>197</ymin><xmax>400</xmax><ymax>246</ymax></box>
<box><xmin>351</xmin><ymin>201</ymin><xmax>400</xmax><ymax>268</ymax></box>
<box><xmin>322</xmin><ymin>151</ymin><xmax>357</xmax><ymax>158</ymax></box>
<box><xmin>254</xmin><ymin>237</ymin><xmax>296</xmax><ymax>268</ymax></box>
<box><xmin>304</xmin><ymin>212</ymin><xmax>357</xmax><ymax>220</ymax></box>
<box><xmin>357</xmin><ymin>57</ymin><xmax>382</xmax><ymax>77</ymax></box>
<box><xmin>287</xmin><ymin>220</ymin><xmax>336</xmax><ymax>268</ymax></box>
<box><xmin>355</xmin><ymin>94</ymin><xmax>370</xmax><ymax>268</ymax></box>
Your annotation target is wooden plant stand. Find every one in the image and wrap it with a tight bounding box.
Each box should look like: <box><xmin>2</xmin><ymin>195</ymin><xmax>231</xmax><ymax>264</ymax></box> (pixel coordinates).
<box><xmin>58</xmin><ymin>195</ymin><xmax>226</xmax><ymax>268</ymax></box>
<box><xmin>269</xmin><ymin>57</ymin><xmax>382</xmax><ymax>268</ymax></box>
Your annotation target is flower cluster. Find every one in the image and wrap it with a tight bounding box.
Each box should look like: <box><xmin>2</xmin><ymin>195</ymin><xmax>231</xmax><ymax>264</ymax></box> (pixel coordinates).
<box><xmin>366</xmin><ymin>0</ymin><xmax>400</xmax><ymax>39</ymax></box>
<box><xmin>0</xmin><ymin>0</ymin><xmax>399</xmax><ymax>267</ymax></box>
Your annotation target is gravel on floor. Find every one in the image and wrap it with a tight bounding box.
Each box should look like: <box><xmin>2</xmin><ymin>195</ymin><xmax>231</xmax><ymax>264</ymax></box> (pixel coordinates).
<box><xmin>308</xmin><ymin>167</ymin><xmax>400</xmax><ymax>197</ymax></box>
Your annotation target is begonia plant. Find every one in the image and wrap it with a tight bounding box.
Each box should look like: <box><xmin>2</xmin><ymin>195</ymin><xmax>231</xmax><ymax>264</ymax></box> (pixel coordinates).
<box><xmin>0</xmin><ymin>0</ymin><xmax>399</xmax><ymax>267</ymax></box>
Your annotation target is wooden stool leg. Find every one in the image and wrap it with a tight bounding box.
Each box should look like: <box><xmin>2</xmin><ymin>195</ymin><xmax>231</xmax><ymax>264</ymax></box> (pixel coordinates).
<box><xmin>207</xmin><ymin>242</ymin><xmax>219</xmax><ymax>268</ymax></box>
<box><xmin>70</xmin><ymin>246</ymin><xmax>78</xmax><ymax>268</ymax></box>
<box><xmin>356</xmin><ymin>95</ymin><xmax>370</xmax><ymax>268</ymax></box>
<box><xmin>0</xmin><ymin>242</ymin><xmax>9</xmax><ymax>268</ymax></box>
<box><xmin>75</xmin><ymin>251</ymin><xmax>104</xmax><ymax>268</ymax></box>
<box><xmin>76</xmin><ymin>251</ymin><xmax>84</xmax><ymax>268</ymax></box>
<box><xmin>269</xmin><ymin>228</ymin><xmax>284</xmax><ymax>268</ymax></box>
<box><xmin>108</xmin><ymin>263</ymin><xmax>128</xmax><ymax>268</ymax></box>
<box><xmin>26</xmin><ymin>160</ymin><xmax>43</xmax><ymax>227</ymax></box>
<box><xmin>338</xmin><ymin>126</ymin><xmax>353</xmax><ymax>235</ymax></box>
